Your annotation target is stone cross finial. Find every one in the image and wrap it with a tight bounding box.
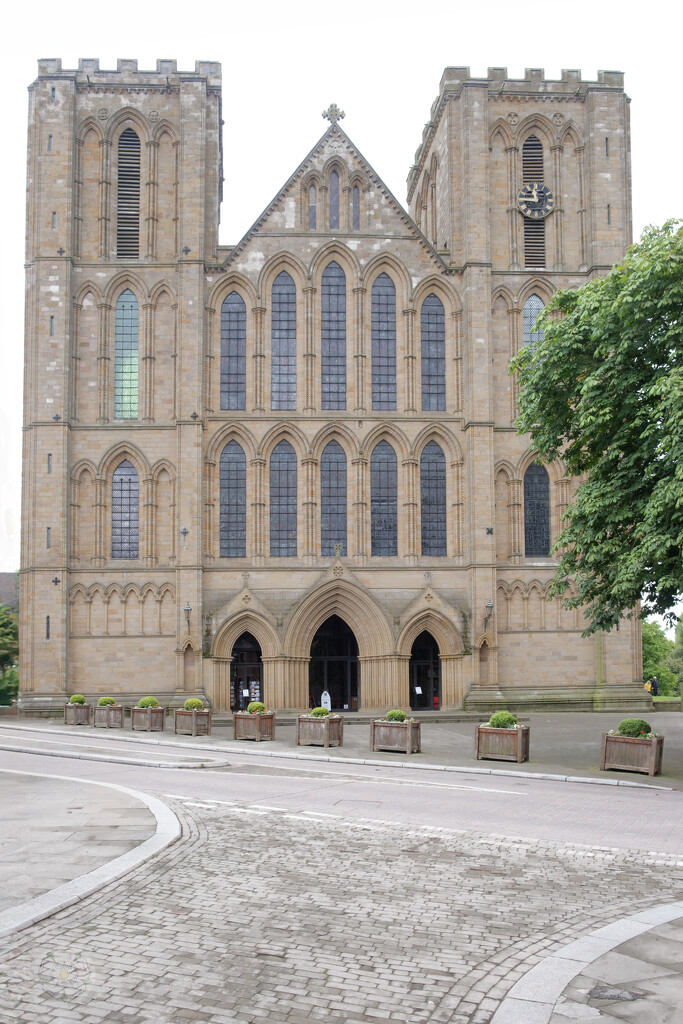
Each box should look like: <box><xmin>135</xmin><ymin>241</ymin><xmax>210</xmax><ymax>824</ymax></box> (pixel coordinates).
<box><xmin>322</xmin><ymin>104</ymin><xmax>345</xmax><ymax>124</ymax></box>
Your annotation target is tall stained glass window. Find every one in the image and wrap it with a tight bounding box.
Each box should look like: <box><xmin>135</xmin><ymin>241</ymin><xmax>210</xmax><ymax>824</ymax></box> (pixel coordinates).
<box><xmin>420</xmin><ymin>442</ymin><xmax>447</xmax><ymax>556</ymax></box>
<box><xmin>371</xmin><ymin>441</ymin><xmax>397</xmax><ymax>556</ymax></box>
<box><xmin>220</xmin><ymin>441</ymin><xmax>246</xmax><ymax>557</ymax></box>
<box><xmin>421</xmin><ymin>294</ymin><xmax>446</xmax><ymax>411</ymax></box>
<box><xmin>524</xmin><ymin>464</ymin><xmax>550</xmax><ymax>556</ymax></box>
<box><xmin>329</xmin><ymin>170</ymin><xmax>340</xmax><ymax>230</ymax></box>
<box><xmin>114</xmin><ymin>289</ymin><xmax>138</xmax><ymax>418</ymax></box>
<box><xmin>321</xmin><ymin>441</ymin><xmax>347</xmax><ymax>556</ymax></box>
<box><xmin>371</xmin><ymin>274</ymin><xmax>396</xmax><ymax>410</ymax></box>
<box><xmin>271</xmin><ymin>272</ymin><xmax>297</xmax><ymax>410</ymax></box>
<box><xmin>220</xmin><ymin>292</ymin><xmax>246</xmax><ymax>410</ymax></box>
<box><xmin>352</xmin><ymin>185</ymin><xmax>360</xmax><ymax>231</ymax></box>
<box><xmin>112</xmin><ymin>460</ymin><xmax>139</xmax><ymax>559</ymax></box>
<box><xmin>270</xmin><ymin>441</ymin><xmax>297</xmax><ymax>556</ymax></box>
<box><xmin>308</xmin><ymin>185</ymin><xmax>316</xmax><ymax>230</ymax></box>
<box><xmin>321</xmin><ymin>262</ymin><xmax>346</xmax><ymax>410</ymax></box>
<box><xmin>523</xmin><ymin>294</ymin><xmax>545</xmax><ymax>353</ymax></box>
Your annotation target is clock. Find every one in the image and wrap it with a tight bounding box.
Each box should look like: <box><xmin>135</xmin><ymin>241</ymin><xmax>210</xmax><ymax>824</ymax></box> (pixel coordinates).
<box><xmin>517</xmin><ymin>182</ymin><xmax>555</xmax><ymax>219</ymax></box>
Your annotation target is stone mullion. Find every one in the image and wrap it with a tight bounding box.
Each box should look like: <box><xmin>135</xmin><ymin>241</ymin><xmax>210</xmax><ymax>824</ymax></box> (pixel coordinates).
<box><xmin>551</xmin><ymin>143</ymin><xmax>563</xmax><ymax>269</ymax></box>
<box><xmin>70</xmin><ymin>475</ymin><xmax>79</xmax><ymax>564</ymax></box>
<box><xmin>353</xmin><ymin>286</ymin><xmax>366</xmax><ymax>414</ymax></box>
<box><xmin>74</xmin><ymin>139</ymin><xmax>83</xmax><ymax>259</ymax></box>
<box><xmin>141</xmin><ymin>302</ymin><xmax>154</xmax><ymax>421</ymax></box>
<box><xmin>204</xmin><ymin>459</ymin><xmax>215</xmax><ymax>562</ymax></box>
<box><xmin>342</xmin><ymin>184</ymin><xmax>351</xmax><ymax>232</ymax></box>
<box><xmin>71</xmin><ymin>300</ymin><xmax>81</xmax><ymax>421</ymax></box>
<box><xmin>302</xmin><ymin>455</ymin><xmax>317</xmax><ymax>563</ymax></box>
<box><xmin>319</xmin><ymin>185</ymin><xmax>328</xmax><ymax>231</ymax></box>
<box><xmin>252</xmin><ymin>306</ymin><xmax>265</xmax><ymax>413</ymax></box>
<box><xmin>100</xmin><ymin>139</ymin><xmax>111</xmax><ymax>259</ymax></box>
<box><xmin>403</xmin><ymin>308</ymin><xmax>416</xmax><ymax>414</ymax></box>
<box><xmin>576</xmin><ymin>145</ymin><xmax>587</xmax><ymax>268</ymax></box>
<box><xmin>509</xmin><ymin>478</ymin><xmax>523</xmax><ymax>563</ymax></box>
<box><xmin>93</xmin><ymin>476</ymin><xmax>106</xmax><ymax>566</ymax></box>
<box><xmin>145</xmin><ymin>140</ymin><xmax>158</xmax><ymax>260</ymax></box>
<box><xmin>251</xmin><ymin>456</ymin><xmax>266</xmax><ymax>564</ymax></box>
<box><xmin>97</xmin><ymin>301</ymin><xmax>111</xmax><ymax>422</ymax></box>
<box><xmin>171</xmin><ymin>302</ymin><xmax>179</xmax><ymax>421</ymax></box>
<box><xmin>143</xmin><ymin>475</ymin><xmax>155</xmax><ymax>566</ymax></box>
<box><xmin>403</xmin><ymin>456</ymin><xmax>418</xmax><ymax>563</ymax></box>
<box><xmin>451</xmin><ymin>458</ymin><xmax>463</xmax><ymax>558</ymax></box>
<box><xmin>352</xmin><ymin>456</ymin><xmax>367</xmax><ymax>563</ymax></box>
<box><xmin>509</xmin><ymin>307</ymin><xmax>522</xmax><ymax>420</ymax></box>
<box><xmin>303</xmin><ymin>286</ymin><xmax>316</xmax><ymax>413</ymax></box>
<box><xmin>204</xmin><ymin>307</ymin><xmax>215</xmax><ymax>414</ymax></box>
<box><xmin>452</xmin><ymin>310</ymin><xmax>463</xmax><ymax>413</ymax></box>
<box><xmin>507</xmin><ymin>145</ymin><xmax>520</xmax><ymax>269</ymax></box>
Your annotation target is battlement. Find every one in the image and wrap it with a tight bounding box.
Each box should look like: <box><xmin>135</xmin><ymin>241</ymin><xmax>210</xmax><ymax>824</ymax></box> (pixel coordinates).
<box><xmin>34</xmin><ymin>58</ymin><xmax>221</xmax><ymax>87</ymax></box>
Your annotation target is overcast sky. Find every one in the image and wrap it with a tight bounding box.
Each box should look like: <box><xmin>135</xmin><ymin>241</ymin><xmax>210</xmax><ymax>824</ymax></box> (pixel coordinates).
<box><xmin>1</xmin><ymin>0</ymin><xmax>680</xmax><ymax>620</ymax></box>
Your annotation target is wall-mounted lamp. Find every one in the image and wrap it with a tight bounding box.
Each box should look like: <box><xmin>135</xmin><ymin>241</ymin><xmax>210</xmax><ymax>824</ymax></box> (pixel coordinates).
<box><xmin>484</xmin><ymin>599</ymin><xmax>494</xmax><ymax>631</ymax></box>
<box><xmin>184</xmin><ymin>602</ymin><xmax>192</xmax><ymax>633</ymax></box>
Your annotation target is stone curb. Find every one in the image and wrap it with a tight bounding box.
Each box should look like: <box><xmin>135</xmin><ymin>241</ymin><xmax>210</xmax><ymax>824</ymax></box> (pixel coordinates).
<box><xmin>489</xmin><ymin>900</ymin><xmax>683</xmax><ymax>1023</ymax></box>
<box><xmin>0</xmin><ymin>723</ymin><xmax>670</xmax><ymax>791</ymax></box>
<box><xmin>0</xmin><ymin>741</ymin><xmax>231</xmax><ymax>770</ymax></box>
<box><xmin>0</xmin><ymin>768</ymin><xmax>181</xmax><ymax>940</ymax></box>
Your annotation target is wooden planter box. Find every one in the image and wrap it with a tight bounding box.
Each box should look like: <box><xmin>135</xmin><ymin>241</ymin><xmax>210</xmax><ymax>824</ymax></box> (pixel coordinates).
<box><xmin>600</xmin><ymin>733</ymin><xmax>664</xmax><ymax>777</ymax></box>
<box><xmin>370</xmin><ymin>720</ymin><xmax>421</xmax><ymax>754</ymax></box>
<box><xmin>296</xmin><ymin>715</ymin><xmax>344</xmax><ymax>748</ymax></box>
<box><xmin>93</xmin><ymin>705</ymin><xmax>124</xmax><ymax>728</ymax></box>
<box><xmin>174</xmin><ymin>709</ymin><xmax>212</xmax><ymax>736</ymax></box>
<box><xmin>233</xmin><ymin>712</ymin><xmax>275</xmax><ymax>742</ymax></box>
<box><xmin>131</xmin><ymin>706</ymin><xmax>166</xmax><ymax>732</ymax></box>
<box><xmin>64</xmin><ymin>704</ymin><xmax>92</xmax><ymax>726</ymax></box>
<box><xmin>475</xmin><ymin>725</ymin><xmax>530</xmax><ymax>763</ymax></box>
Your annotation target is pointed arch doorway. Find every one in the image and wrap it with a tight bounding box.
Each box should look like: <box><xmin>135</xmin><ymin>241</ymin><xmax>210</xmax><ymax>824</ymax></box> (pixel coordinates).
<box><xmin>230</xmin><ymin>632</ymin><xmax>263</xmax><ymax>711</ymax></box>
<box><xmin>410</xmin><ymin>631</ymin><xmax>441</xmax><ymax>710</ymax></box>
<box><xmin>309</xmin><ymin>615</ymin><xmax>359</xmax><ymax>711</ymax></box>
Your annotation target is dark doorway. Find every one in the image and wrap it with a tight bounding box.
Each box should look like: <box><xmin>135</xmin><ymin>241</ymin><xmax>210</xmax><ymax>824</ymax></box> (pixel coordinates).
<box><xmin>230</xmin><ymin>632</ymin><xmax>263</xmax><ymax>710</ymax></box>
<box><xmin>410</xmin><ymin>631</ymin><xmax>441</xmax><ymax>710</ymax></box>
<box><xmin>309</xmin><ymin>615</ymin><xmax>359</xmax><ymax>711</ymax></box>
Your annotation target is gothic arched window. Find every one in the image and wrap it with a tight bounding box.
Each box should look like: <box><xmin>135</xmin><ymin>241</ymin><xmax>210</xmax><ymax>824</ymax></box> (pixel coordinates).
<box><xmin>112</xmin><ymin>459</ymin><xmax>139</xmax><ymax>559</ymax></box>
<box><xmin>371</xmin><ymin>440</ymin><xmax>397</xmax><ymax>556</ymax></box>
<box><xmin>321</xmin><ymin>261</ymin><xmax>346</xmax><ymax>410</ymax></box>
<box><xmin>219</xmin><ymin>441</ymin><xmax>246</xmax><ymax>557</ymax></box>
<box><xmin>371</xmin><ymin>273</ymin><xmax>396</xmax><ymax>411</ymax></box>
<box><xmin>271</xmin><ymin>271</ymin><xmax>297</xmax><ymax>410</ymax></box>
<box><xmin>524</xmin><ymin>464</ymin><xmax>550</xmax><ymax>557</ymax></box>
<box><xmin>220</xmin><ymin>292</ymin><xmax>246</xmax><ymax>410</ymax></box>
<box><xmin>308</xmin><ymin>184</ymin><xmax>316</xmax><ymax>230</ymax></box>
<box><xmin>421</xmin><ymin>294</ymin><xmax>446</xmax><ymax>411</ymax></box>
<box><xmin>329</xmin><ymin>170</ymin><xmax>340</xmax><ymax>230</ymax></box>
<box><xmin>523</xmin><ymin>294</ymin><xmax>545</xmax><ymax>353</ymax></box>
<box><xmin>352</xmin><ymin>185</ymin><xmax>360</xmax><ymax>231</ymax></box>
<box><xmin>420</xmin><ymin>441</ymin><xmax>447</xmax><ymax>556</ymax></box>
<box><xmin>117</xmin><ymin>128</ymin><xmax>140</xmax><ymax>258</ymax></box>
<box><xmin>270</xmin><ymin>440</ymin><xmax>297</xmax><ymax>556</ymax></box>
<box><xmin>114</xmin><ymin>289</ymin><xmax>138</xmax><ymax>419</ymax></box>
<box><xmin>321</xmin><ymin>440</ymin><xmax>347</xmax><ymax>556</ymax></box>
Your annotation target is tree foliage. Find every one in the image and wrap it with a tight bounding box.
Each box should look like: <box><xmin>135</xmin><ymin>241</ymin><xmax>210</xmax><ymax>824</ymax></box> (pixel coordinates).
<box><xmin>511</xmin><ymin>221</ymin><xmax>683</xmax><ymax>634</ymax></box>
<box><xmin>641</xmin><ymin>619</ymin><xmax>678</xmax><ymax>696</ymax></box>
<box><xmin>0</xmin><ymin>603</ymin><xmax>19</xmax><ymax>705</ymax></box>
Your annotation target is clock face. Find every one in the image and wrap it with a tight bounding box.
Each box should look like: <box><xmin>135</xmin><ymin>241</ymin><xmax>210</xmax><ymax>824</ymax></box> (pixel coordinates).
<box><xmin>517</xmin><ymin>182</ymin><xmax>555</xmax><ymax>219</ymax></box>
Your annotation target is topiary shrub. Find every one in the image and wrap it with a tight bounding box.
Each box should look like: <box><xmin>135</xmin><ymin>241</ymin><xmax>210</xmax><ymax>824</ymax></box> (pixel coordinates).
<box><xmin>386</xmin><ymin>709</ymin><xmax>407</xmax><ymax>722</ymax></box>
<box><xmin>247</xmin><ymin>701</ymin><xmax>266</xmax><ymax>714</ymax></box>
<box><xmin>183</xmin><ymin>698</ymin><xmax>204</xmax><ymax>711</ymax></box>
<box><xmin>617</xmin><ymin>718</ymin><xmax>652</xmax><ymax>737</ymax></box>
<box><xmin>137</xmin><ymin>696</ymin><xmax>159</xmax><ymax>708</ymax></box>
<box><xmin>97</xmin><ymin>696</ymin><xmax>117</xmax><ymax>707</ymax></box>
<box><xmin>69</xmin><ymin>694</ymin><xmax>86</xmax><ymax>705</ymax></box>
<box><xmin>310</xmin><ymin>706</ymin><xmax>330</xmax><ymax>717</ymax></box>
<box><xmin>488</xmin><ymin>711</ymin><xmax>517</xmax><ymax>729</ymax></box>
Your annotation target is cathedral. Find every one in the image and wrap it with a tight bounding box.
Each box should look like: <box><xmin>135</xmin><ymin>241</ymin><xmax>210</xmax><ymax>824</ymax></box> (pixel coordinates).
<box><xmin>19</xmin><ymin>58</ymin><xmax>646</xmax><ymax>714</ymax></box>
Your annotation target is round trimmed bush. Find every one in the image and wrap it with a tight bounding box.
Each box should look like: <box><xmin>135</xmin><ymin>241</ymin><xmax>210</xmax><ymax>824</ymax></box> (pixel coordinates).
<box><xmin>386</xmin><ymin>709</ymin><xmax>407</xmax><ymax>722</ymax></box>
<box><xmin>183</xmin><ymin>698</ymin><xmax>204</xmax><ymax>711</ymax></box>
<box><xmin>69</xmin><ymin>694</ymin><xmax>86</xmax><ymax>705</ymax></box>
<box><xmin>617</xmin><ymin>718</ymin><xmax>652</xmax><ymax>737</ymax></box>
<box><xmin>137</xmin><ymin>696</ymin><xmax>160</xmax><ymax>708</ymax></box>
<box><xmin>97</xmin><ymin>696</ymin><xmax>117</xmax><ymax>707</ymax></box>
<box><xmin>247</xmin><ymin>701</ymin><xmax>266</xmax><ymax>714</ymax></box>
<box><xmin>488</xmin><ymin>711</ymin><xmax>517</xmax><ymax>729</ymax></box>
<box><xmin>310</xmin><ymin>706</ymin><xmax>330</xmax><ymax>717</ymax></box>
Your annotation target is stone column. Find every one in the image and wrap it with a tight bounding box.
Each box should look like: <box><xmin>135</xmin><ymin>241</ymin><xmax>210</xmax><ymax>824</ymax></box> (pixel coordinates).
<box><xmin>251</xmin><ymin>455</ymin><xmax>266</xmax><ymax>564</ymax></box>
<box><xmin>141</xmin><ymin>301</ymin><xmax>154</xmax><ymax>421</ymax></box>
<box><xmin>403</xmin><ymin>307</ymin><xmax>416</xmax><ymax>413</ymax></box>
<box><xmin>352</xmin><ymin>455</ymin><xmax>368</xmax><ymax>563</ymax></box>
<box><xmin>252</xmin><ymin>306</ymin><xmax>265</xmax><ymax>412</ymax></box>
<box><xmin>302</xmin><ymin>453</ymin><xmax>317</xmax><ymax>563</ymax></box>
<box><xmin>353</xmin><ymin>286</ymin><xmax>366</xmax><ymax>414</ymax></box>
<box><xmin>303</xmin><ymin>285</ymin><xmax>316</xmax><ymax>413</ymax></box>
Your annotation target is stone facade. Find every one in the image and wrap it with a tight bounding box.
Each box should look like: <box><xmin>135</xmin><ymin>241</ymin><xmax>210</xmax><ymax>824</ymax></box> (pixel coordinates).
<box><xmin>19</xmin><ymin>59</ymin><xmax>645</xmax><ymax>714</ymax></box>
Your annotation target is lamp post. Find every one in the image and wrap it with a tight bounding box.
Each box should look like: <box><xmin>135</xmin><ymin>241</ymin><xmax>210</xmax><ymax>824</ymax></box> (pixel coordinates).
<box><xmin>184</xmin><ymin>602</ymin><xmax>192</xmax><ymax>633</ymax></box>
<box><xmin>484</xmin><ymin>599</ymin><xmax>494</xmax><ymax>632</ymax></box>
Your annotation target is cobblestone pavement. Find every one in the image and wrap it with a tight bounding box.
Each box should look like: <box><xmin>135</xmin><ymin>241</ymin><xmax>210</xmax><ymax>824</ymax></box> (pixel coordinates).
<box><xmin>2</xmin><ymin>794</ymin><xmax>683</xmax><ymax>1024</ymax></box>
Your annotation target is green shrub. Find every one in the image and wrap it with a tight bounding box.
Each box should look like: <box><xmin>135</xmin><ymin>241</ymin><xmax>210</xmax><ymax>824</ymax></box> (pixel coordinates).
<box><xmin>617</xmin><ymin>718</ymin><xmax>652</xmax><ymax>737</ymax></box>
<box><xmin>386</xmin><ymin>709</ymin><xmax>407</xmax><ymax>722</ymax></box>
<box><xmin>69</xmin><ymin>694</ymin><xmax>86</xmax><ymax>705</ymax></box>
<box><xmin>310</xmin><ymin>706</ymin><xmax>330</xmax><ymax>716</ymax></box>
<box><xmin>137</xmin><ymin>696</ymin><xmax>159</xmax><ymax>708</ymax></box>
<box><xmin>183</xmin><ymin>698</ymin><xmax>204</xmax><ymax>711</ymax></box>
<box><xmin>247</xmin><ymin>701</ymin><xmax>266</xmax><ymax>714</ymax></box>
<box><xmin>488</xmin><ymin>711</ymin><xmax>517</xmax><ymax>729</ymax></box>
<box><xmin>97</xmin><ymin>696</ymin><xmax>117</xmax><ymax>707</ymax></box>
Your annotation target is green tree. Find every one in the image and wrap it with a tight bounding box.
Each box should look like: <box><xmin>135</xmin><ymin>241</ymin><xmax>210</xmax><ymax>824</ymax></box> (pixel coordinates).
<box><xmin>641</xmin><ymin>619</ymin><xmax>678</xmax><ymax>696</ymax></box>
<box><xmin>0</xmin><ymin>603</ymin><xmax>19</xmax><ymax>705</ymax></box>
<box><xmin>666</xmin><ymin>620</ymin><xmax>683</xmax><ymax>687</ymax></box>
<box><xmin>511</xmin><ymin>221</ymin><xmax>683</xmax><ymax>635</ymax></box>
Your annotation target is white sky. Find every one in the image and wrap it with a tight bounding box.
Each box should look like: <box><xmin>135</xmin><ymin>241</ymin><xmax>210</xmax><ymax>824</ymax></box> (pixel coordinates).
<box><xmin>1</xmin><ymin>0</ymin><xmax>680</xmax><ymax>624</ymax></box>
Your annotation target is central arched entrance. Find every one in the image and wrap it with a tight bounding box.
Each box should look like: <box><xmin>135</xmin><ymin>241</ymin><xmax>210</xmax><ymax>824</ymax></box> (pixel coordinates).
<box><xmin>309</xmin><ymin>615</ymin><xmax>359</xmax><ymax>711</ymax></box>
<box><xmin>410</xmin><ymin>631</ymin><xmax>441</xmax><ymax>710</ymax></box>
<box><xmin>230</xmin><ymin>632</ymin><xmax>263</xmax><ymax>711</ymax></box>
